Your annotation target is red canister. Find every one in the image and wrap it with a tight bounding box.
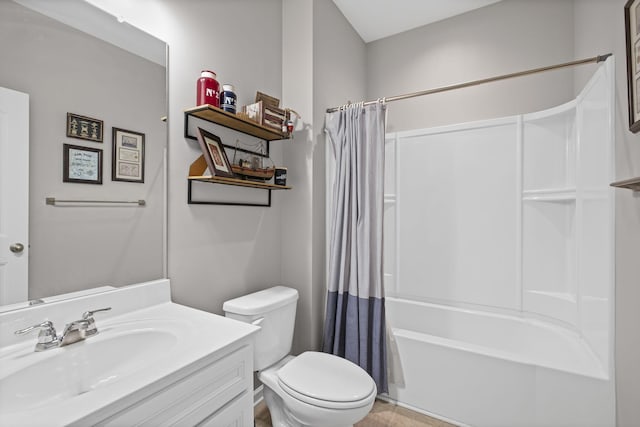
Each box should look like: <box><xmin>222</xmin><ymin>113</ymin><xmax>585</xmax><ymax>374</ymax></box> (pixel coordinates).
<box><xmin>196</xmin><ymin>70</ymin><xmax>220</xmax><ymax>107</ymax></box>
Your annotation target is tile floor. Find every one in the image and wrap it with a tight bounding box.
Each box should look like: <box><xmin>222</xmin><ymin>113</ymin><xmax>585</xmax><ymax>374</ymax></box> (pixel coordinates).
<box><xmin>254</xmin><ymin>399</ymin><xmax>458</xmax><ymax>427</ymax></box>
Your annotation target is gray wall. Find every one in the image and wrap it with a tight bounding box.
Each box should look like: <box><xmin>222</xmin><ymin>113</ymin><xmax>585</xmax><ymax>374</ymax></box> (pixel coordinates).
<box><xmin>366</xmin><ymin>0</ymin><xmax>576</xmax><ymax>131</ymax></box>
<box><xmin>119</xmin><ymin>0</ymin><xmax>286</xmax><ymax>316</ymax></box>
<box><xmin>281</xmin><ymin>0</ymin><xmax>315</xmax><ymax>354</ymax></box>
<box><xmin>365</xmin><ymin>0</ymin><xmax>640</xmax><ymax>424</ymax></box>
<box><xmin>0</xmin><ymin>1</ymin><xmax>166</xmax><ymax>299</ymax></box>
<box><xmin>280</xmin><ymin>0</ymin><xmax>366</xmax><ymax>352</ymax></box>
<box><xmin>311</xmin><ymin>0</ymin><xmax>367</xmax><ymax>349</ymax></box>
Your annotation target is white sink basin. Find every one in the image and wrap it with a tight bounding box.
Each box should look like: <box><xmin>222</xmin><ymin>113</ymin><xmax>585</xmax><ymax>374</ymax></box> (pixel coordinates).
<box><xmin>0</xmin><ymin>324</ymin><xmax>178</xmax><ymax>413</ymax></box>
<box><xmin>0</xmin><ymin>280</ymin><xmax>259</xmax><ymax>427</ymax></box>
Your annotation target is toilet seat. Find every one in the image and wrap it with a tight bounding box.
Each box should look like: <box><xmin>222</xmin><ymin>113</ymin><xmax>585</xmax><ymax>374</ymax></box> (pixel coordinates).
<box><xmin>277</xmin><ymin>352</ymin><xmax>377</xmax><ymax>410</ymax></box>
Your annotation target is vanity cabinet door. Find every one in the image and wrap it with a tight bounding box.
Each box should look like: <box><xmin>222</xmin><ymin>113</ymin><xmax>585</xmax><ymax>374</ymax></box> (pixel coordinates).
<box><xmin>198</xmin><ymin>391</ymin><xmax>253</xmax><ymax>427</ymax></box>
<box><xmin>94</xmin><ymin>344</ymin><xmax>253</xmax><ymax>426</ymax></box>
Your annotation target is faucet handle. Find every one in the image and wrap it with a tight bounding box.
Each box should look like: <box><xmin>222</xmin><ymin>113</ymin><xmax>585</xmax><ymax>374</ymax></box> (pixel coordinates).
<box><xmin>81</xmin><ymin>307</ymin><xmax>111</xmax><ymax>336</ymax></box>
<box><xmin>14</xmin><ymin>320</ymin><xmax>56</xmax><ymax>336</ymax></box>
<box><xmin>82</xmin><ymin>307</ymin><xmax>112</xmax><ymax>320</ymax></box>
<box><xmin>14</xmin><ymin>320</ymin><xmax>60</xmax><ymax>351</ymax></box>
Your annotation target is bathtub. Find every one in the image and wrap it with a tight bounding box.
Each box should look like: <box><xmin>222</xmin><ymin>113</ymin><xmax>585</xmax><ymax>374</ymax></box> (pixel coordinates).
<box><xmin>385</xmin><ymin>297</ymin><xmax>615</xmax><ymax>427</ymax></box>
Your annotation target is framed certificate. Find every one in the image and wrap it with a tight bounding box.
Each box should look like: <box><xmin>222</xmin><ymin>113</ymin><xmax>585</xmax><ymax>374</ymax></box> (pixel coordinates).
<box><xmin>63</xmin><ymin>144</ymin><xmax>103</xmax><ymax>184</ymax></box>
<box><xmin>112</xmin><ymin>127</ymin><xmax>145</xmax><ymax>183</ymax></box>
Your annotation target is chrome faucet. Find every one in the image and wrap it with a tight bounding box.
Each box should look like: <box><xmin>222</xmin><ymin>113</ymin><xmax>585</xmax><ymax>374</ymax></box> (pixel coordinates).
<box><xmin>14</xmin><ymin>307</ymin><xmax>112</xmax><ymax>351</ymax></box>
<box><xmin>81</xmin><ymin>307</ymin><xmax>111</xmax><ymax>337</ymax></box>
<box><xmin>13</xmin><ymin>320</ymin><xmax>60</xmax><ymax>351</ymax></box>
<box><xmin>58</xmin><ymin>318</ymin><xmax>91</xmax><ymax>346</ymax></box>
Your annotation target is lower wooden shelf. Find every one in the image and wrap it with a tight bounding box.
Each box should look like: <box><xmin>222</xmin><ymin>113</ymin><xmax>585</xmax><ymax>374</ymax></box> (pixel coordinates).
<box><xmin>188</xmin><ymin>175</ymin><xmax>291</xmax><ymax>190</ymax></box>
<box><xmin>188</xmin><ymin>154</ymin><xmax>290</xmax><ymax>206</ymax></box>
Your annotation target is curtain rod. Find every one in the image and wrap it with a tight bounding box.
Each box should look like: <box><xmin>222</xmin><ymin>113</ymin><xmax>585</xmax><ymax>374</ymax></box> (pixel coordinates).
<box><xmin>326</xmin><ymin>54</ymin><xmax>612</xmax><ymax>113</ymax></box>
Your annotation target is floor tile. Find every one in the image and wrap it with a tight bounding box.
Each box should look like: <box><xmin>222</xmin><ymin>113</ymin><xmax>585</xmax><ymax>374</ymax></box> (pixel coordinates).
<box><xmin>254</xmin><ymin>399</ymin><xmax>458</xmax><ymax>426</ymax></box>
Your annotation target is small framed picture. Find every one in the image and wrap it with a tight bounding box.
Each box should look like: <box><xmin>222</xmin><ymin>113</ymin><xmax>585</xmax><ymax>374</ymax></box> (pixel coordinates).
<box><xmin>112</xmin><ymin>127</ymin><xmax>145</xmax><ymax>183</ymax></box>
<box><xmin>66</xmin><ymin>113</ymin><xmax>103</xmax><ymax>142</ymax></box>
<box><xmin>195</xmin><ymin>127</ymin><xmax>234</xmax><ymax>177</ymax></box>
<box><xmin>625</xmin><ymin>0</ymin><xmax>640</xmax><ymax>132</ymax></box>
<box><xmin>63</xmin><ymin>143</ymin><xmax>103</xmax><ymax>184</ymax></box>
<box><xmin>255</xmin><ymin>91</ymin><xmax>280</xmax><ymax>108</ymax></box>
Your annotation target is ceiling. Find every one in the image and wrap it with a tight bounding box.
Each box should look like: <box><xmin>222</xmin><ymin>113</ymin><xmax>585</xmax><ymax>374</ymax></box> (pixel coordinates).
<box><xmin>332</xmin><ymin>0</ymin><xmax>502</xmax><ymax>43</ymax></box>
<box><xmin>15</xmin><ymin>0</ymin><xmax>166</xmax><ymax>65</ymax></box>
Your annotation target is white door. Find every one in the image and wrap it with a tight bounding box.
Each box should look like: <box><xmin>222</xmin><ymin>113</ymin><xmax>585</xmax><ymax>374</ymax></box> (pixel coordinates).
<box><xmin>0</xmin><ymin>87</ymin><xmax>29</xmax><ymax>305</ymax></box>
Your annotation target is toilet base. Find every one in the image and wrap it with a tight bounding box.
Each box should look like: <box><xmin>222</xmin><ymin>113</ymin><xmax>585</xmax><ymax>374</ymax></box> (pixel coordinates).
<box><xmin>263</xmin><ymin>385</ymin><xmax>297</xmax><ymax>427</ymax></box>
<box><xmin>262</xmin><ymin>386</ymin><xmax>354</xmax><ymax>427</ymax></box>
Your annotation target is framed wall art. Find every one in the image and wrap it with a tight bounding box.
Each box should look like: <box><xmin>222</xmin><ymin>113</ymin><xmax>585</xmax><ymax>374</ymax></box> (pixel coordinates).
<box><xmin>66</xmin><ymin>113</ymin><xmax>103</xmax><ymax>142</ymax></box>
<box><xmin>112</xmin><ymin>127</ymin><xmax>145</xmax><ymax>183</ymax></box>
<box><xmin>195</xmin><ymin>127</ymin><xmax>235</xmax><ymax>177</ymax></box>
<box><xmin>63</xmin><ymin>143</ymin><xmax>103</xmax><ymax>184</ymax></box>
<box><xmin>625</xmin><ymin>0</ymin><xmax>640</xmax><ymax>132</ymax></box>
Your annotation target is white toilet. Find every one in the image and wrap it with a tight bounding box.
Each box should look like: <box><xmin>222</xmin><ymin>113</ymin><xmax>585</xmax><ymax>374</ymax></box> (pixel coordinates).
<box><xmin>223</xmin><ymin>286</ymin><xmax>377</xmax><ymax>427</ymax></box>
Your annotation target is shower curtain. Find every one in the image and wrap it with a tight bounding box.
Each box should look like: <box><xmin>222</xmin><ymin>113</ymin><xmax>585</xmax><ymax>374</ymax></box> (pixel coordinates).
<box><xmin>322</xmin><ymin>102</ymin><xmax>388</xmax><ymax>394</ymax></box>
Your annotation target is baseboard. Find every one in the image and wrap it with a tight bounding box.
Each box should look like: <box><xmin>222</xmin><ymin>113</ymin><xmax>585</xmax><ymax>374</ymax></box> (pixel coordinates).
<box><xmin>376</xmin><ymin>394</ymin><xmax>469</xmax><ymax>427</ymax></box>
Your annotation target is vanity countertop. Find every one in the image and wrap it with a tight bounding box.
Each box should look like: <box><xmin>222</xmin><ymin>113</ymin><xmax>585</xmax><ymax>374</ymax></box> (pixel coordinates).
<box><xmin>0</xmin><ymin>279</ymin><xmax>259</xmax><ymax>426</ymax></box>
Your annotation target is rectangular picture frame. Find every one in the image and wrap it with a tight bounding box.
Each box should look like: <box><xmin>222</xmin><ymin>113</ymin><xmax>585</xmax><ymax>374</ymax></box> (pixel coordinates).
<box><xmin>196</xmin><ymin>128</ymin><xmax>235</xmax><ymax>178</ymax></box>
<box><xmin>112</xmin><ymin>127</ymin><xmax>145</xmax><ymax>183</ymax></box>
<box><xmin>63</xmin><ymin>143</ymin><xmax>103</xmax><ymax>184</ymax></box>
<box><xmin>66</xmin><ymin>112</ymin><xmax>103</xmax><ymax>142</ymax></box>
<box><xmin>625</xmin><ymin>0</ymin><xmax>640</xmax><ymax>132</ymax></box>
<box><xmin>195</xmin><ymin>127</ymin><xmax>235</xmax><ymax>178</ymax></box>
<box><xmin>255</xmin><ymin>91</ymin><xmax>280</xmax><ymax>108</ymax></box>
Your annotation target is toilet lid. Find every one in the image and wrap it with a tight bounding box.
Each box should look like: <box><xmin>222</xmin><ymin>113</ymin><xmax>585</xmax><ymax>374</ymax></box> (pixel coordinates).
<box><xmin>277</xmin><ymin>352</ymin><xmax>376</xmax><ymax>409</ymax></box>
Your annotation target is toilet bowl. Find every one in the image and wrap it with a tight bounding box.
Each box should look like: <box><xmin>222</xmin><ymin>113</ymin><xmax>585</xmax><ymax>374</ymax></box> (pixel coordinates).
<box><xmin>223</xmin><ymin>286</ymin><xmax>376</xmax><ymax>427</ymax></box>
<box><xmin>260</xmin><ymin>353</ymin><xmax>376</xmax><ymax>427</ymax></box>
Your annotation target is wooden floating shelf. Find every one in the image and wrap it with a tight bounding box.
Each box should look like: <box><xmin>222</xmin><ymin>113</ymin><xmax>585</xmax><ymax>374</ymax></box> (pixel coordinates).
<box><xmin>189</xmin><ymin>175</ymin><xmax>291</xmax><ymax>190</ymax></box>
<box><xmin>185</xmin><ymin>105</ymin><xmax>288</xmax><ymax>141</ymax></box>
<box><xmin>610</xmin><ymin>177</ymin><xmax>640</xmax><ymax>191</ymax></box>
<box><xmin>188</xmin><ymin>154</ymin><xmax>292</xmax><ymax>191</ymax></box>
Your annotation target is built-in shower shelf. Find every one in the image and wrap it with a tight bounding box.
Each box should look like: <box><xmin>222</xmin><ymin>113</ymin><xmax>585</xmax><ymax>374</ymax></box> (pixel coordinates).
<box><xmin>610</xmin><ymin>177</ymin><xmax>640</xmax><ymax>191</ymax></box>
<box><xmin>522</xmin><ymin>188</ymin><xmax>576</xmax><ymax>201</ymax></box>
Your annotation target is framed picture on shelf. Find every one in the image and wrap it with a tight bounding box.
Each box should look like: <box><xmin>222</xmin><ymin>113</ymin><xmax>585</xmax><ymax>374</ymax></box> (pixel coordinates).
<box><xmin>66</xmin><ymin>113</ymin><xmax>103</xmax><ymax>142</ymax></box>
<box><xmin>195</xmin><ymin>127</ymin><xmax>235</xmax><ymax>178</ymax></box>
<box><xmin>625</xmin><ymin>0</ymin><xmax>640</xmax><ymax>132</ymax></box>
<box><xmin>255</xmin><ymin>91</ymin><xmax>280</xmax><ymax>108</ymax></box>
<box><xmin>63</xmin><ymin>143</ymin><xmax>102</xmax><ymax>184</ymax></box>
<box><xmin>112</xmin><ymin>127</ymin><xmax>145</xmax><ymax>183</ymax></box>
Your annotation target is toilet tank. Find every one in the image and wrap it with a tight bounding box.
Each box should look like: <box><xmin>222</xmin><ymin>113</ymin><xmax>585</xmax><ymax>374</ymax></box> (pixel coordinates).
<box><xmin>223</xmin><ymin>286</ymin><xmax>298</xmax><ymax>371</ymax></box>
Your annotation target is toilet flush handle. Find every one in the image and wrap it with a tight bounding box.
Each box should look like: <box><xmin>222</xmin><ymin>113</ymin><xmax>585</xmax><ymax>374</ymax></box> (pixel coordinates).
<box><xmin>251</xmin><ymin>317</ymin><xmax>264</xmax><ymax>327</ymax></box>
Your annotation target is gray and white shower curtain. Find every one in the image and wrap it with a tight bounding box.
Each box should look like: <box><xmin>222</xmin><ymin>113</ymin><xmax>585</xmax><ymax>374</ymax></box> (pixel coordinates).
<box><xmin>322</xmin><ymin>102</ymin><xmax>388</xmax><ymax>394</ymax></box>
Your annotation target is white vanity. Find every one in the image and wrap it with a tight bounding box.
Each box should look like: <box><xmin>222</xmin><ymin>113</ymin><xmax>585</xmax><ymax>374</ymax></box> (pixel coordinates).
<box><xmin>0</xmin><ymin>279</ymin><xmax>259</xmax><ymax>426</ymax></box>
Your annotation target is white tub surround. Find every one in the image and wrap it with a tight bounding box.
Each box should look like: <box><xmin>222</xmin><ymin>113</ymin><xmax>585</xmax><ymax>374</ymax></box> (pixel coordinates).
<box><xmin>0</xmin><ymin>279</ymin><xmax>259</xmax><ymax>426</ymax></box>
<box><xmin>381</xmin><ymin>58</ymin><xmax>615</xmax><ymax>427</ymax></box>
<box><xmin>386</xmin><ymin>298</ymin><xmax>614</xmax><ymax>427</ymax></box>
